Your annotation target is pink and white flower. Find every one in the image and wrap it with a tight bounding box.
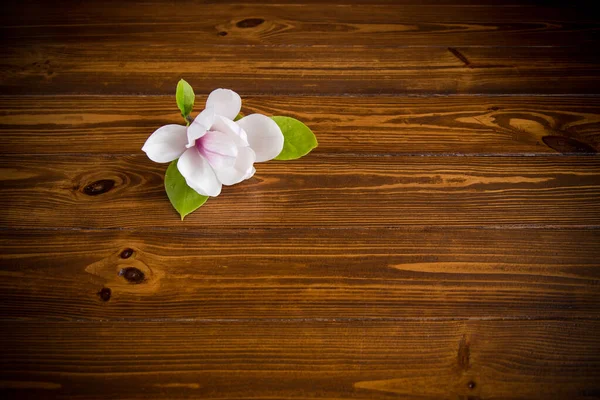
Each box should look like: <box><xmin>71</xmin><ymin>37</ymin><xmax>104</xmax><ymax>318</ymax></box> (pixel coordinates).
<box><xmin>142</xmin><ymin>89</ymin><xmax>284</xmax><ymax>197</ymax></box>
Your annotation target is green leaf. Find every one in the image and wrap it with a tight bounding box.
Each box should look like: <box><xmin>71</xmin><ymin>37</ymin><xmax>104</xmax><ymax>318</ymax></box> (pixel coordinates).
<box><xmin>234</xmin><ymin>112</ymin><xmax>244</xmax><ymax>121</ymax></box>
<box><xmin>272</xmin><ymin>116</ymin><xmax>318</xmax><ymax>160</ymax></box>
<box><xmin>176</xmin><ymin>79</ymin><xmax>195</xmax><ymax>120</ymax></box>
<box><xmin>165</xmin><ymin>160</ymin><xmax>208</xmax><ymax>220</ymax></box>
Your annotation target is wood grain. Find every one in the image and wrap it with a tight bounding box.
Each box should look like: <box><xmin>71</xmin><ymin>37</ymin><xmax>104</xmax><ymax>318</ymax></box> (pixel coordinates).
<box><xmin>3</xmin><ymin>45</ymin><xmax>600</xmax><ymax>95</ymax></box>
<box><xmin>2</xmin><ymin>95</ymin><xmax>599</xmax><ymax>155</ymax></box>
<box><xmin>1</xmin><ymin>228</ymin><xmax>599</xmax><ymax>321</ymax></box>
<box><xmin>2</xmin><ymin>2</ymin><xmax>597</xmax><ymax>47</ymax></box>
<box><xmin>1</xmin><ymin>155</ymin><xmax>599</xmax><ymax>229</ymax></box>
<box><xmin>1</xmin><ymin>320</ymin><xmax>599</xmax><ymax>399</ymax></box>
<box><xmin>2</xmin><ymin>1</ymin><xmax>600</xmax><ymax>398</ymax></box>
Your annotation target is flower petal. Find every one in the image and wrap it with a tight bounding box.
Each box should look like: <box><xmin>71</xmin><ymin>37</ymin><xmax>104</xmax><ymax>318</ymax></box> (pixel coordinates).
<box><xmin>206</xmin><ymin>89</ymin><xmax>241</xmax><ymax>120</ymax></box>
<box><xmin>142</xmin><ymin>124</ymin><xmax>188</xmax><ymax>163</ymax></box>
<box><xmin>215</xmin><ymin>146</ymin><xmax>256</xmax><ymax>186</ymax></box>
<box><xmin>177</xmin><ymin>147</ymin><xmax>222</xmax><ymax>197</ymax></box>
<box><xmin>236</xmin><ymin>114</ymin><xmax>284</xmax><ymax>162</ymax></box>
<box><xmin>211</xmin><ymin>115</ymin><xmax>249</xmax><ymax>147</ymax></box>
<box><xmin>199</xmin><ymin>130</ymin><xmax>239</xmax><ymax>169</ymax></box>
<box><xmin>186</xmin><ymin>107</ymin><xmax>215</xmax><ymax>148</ymax></box>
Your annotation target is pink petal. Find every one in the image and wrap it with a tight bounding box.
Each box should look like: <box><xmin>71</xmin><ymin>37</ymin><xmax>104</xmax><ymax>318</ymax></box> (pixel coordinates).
<box><xmin>236</xmin><ymin>114</ymin><xmax>284</xmax><ymax>162</ymax></box>
<box><xmin>215</xmin><ymin>146</ymin><xmax>256</xmax><ymax>186</ymax></box>
<box><xmin>142</xmin><ymin>124</ymin><xmax>188</xmax><ymax>163</ymax></box>
<box><xmin>186</xmin><ymin>107</ymin><xmax>215</xmax><ymax>148</ymax></box>
<box><xmin>177</xmin><ymin>147</ymin><xmax>222</xmax><ymax>197</ymax></box>
<box><xmin>199</xmin><ymin>130</ymin><xmax>239</xmax><ymax>169</ymax></box>
<box><xmin>211</xmin><ymin>115</ymin><xmax>249</xmax><ymax>147</ymax></box>
<box><xmin>206</xmin><ymin>89</ymin><xmax>241</xmax><ymax>120</ymax></box>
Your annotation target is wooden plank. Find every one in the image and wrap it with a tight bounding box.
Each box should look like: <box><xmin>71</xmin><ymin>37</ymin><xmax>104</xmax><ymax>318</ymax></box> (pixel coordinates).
<box><xmin>227</xmin><ymin>0</ymin><xmax>592</xmax><ymax>4</ymax></box>
<box><xmin>4</xmin><ymin>3</ymin><xmax>594</xmax><ymax>26</ymax></box>
<box><xmin>1</xmin><ymin>2</ymin><xmax>597</xmax><ymax>47</ymax></box>
<box><xmin>1</xmin><ymin>155</ymin><xmax>600</xmax><ymax>229</ymax></box>
<box><xmin>1</xmin><ymin>228</ymin><xmax>599</xmax><ymax>321</ymax></box>
<box><xmin>2</xmin><ymin>96</ymin><xmax>599</xmax><ymax>156</ymax></box>
<box><xmin>2</xmin><ymin>45</ymin><xmax>600</xmax><ymax>95</ymax></box>
<box><xmin>1</xmin><ymin>320</ymin><xmax>599</xmax><ymax>399</ymax></box>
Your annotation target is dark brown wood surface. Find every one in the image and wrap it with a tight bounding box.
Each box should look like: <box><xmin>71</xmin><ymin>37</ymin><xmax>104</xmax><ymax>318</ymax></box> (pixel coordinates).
<box><xmin>2</xmin><ymin>1</ymin><xmax>597</xmax><ymax>46</ymax></box>
<box><xmin>4</xmin><ymin>45</ymin><xmax>600</xmax><ymax>95</ymax></box>
<box><xmin>2</xmin><ymin>155</ymin><xmax>600</xmax><ymax>229</ymax></box>
<box><xmin>2</xmin><ymin>320</ymin><xmax>600</xmax><ymax>399</ymax></box>
<box><xmin>1</xmin><ymin>1</ymin><xmax>599</xmax><ymax>399</ymax></box>
<box><xmin>2</xmin><ymin>96</ymin><xmax>599</xmax><ymax>155</ymax></box>
<box><xmin>1</xmin><ymin>228</ymin><xmax>599</xmax><ymax>321</ymax></box>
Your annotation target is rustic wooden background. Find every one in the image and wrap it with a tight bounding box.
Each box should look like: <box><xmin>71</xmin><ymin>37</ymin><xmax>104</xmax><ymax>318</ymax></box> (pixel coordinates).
<box><xmin>1</xmin><ymin>0</ymin><xmax>600</xmax><ymax>398</ymax></box>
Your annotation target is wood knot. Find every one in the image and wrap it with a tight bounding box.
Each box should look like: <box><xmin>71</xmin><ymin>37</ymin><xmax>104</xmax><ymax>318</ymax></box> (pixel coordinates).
<box><xmin>119</xmin><ymin>267</ymin><xmax>145</xmax><ymax>284</ymax></box>
<box><xmin>542</xmin><ymin>135</ymin><xmax>596</xmax><ymax>154</ymax></box>
<box><xmin>236</xmin><ymin>18</ymin><xmax>265</xmax><ymax>28</ymax></box>
<box><xmin>83</xmin><ymin>179</ymin><xmax>115</xmax><ymax>196</ymax></box>
<box><xmin>120</xmin><ymin>248</ymin><xmax>134</xmax><ymax>259</ymax></box>
<box><xmin>218</xmin><ymin>31</ymin><xmax>228</xmax><ymax>36</ymax></box>
<box><xmin>97</xmin><ymin>287</ymin><xmax>112</xmax><ymax>301</ymax></box>
<box><xmin>467</xmin><ymin>381</ymin><xmax>476</xmax><ymax>390</ymax></box>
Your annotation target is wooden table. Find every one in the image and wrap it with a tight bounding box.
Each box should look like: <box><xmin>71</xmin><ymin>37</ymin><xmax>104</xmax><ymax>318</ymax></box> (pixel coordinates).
<box><xmin>1</xmin><ymin>1</ymin><xmax>599</xmax><ymax>398</ymax></box>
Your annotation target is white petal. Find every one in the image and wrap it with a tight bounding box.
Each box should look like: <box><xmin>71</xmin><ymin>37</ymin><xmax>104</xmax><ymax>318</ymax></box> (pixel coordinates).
<box><xmin>142</xmin><ymin>124</ymin><xmax>188</xmax><ymax>163</ymax></box>
<box><xmin>236</xmin><ymin>114</ymin><xmax>284</xmax><ymax>162</ymax></box>
<box><xmin>211</xmin><ymin>115</ymin><xmax>249</xmax><ymax>147</ymax></box>
<box><xmin>186</xmin><ymin>107</ymin><xmax>215</xmax><ymax>148</ymax></box>
<box><xmin>215</xmin><ymin>146</ymin><xmax>256</xmax><ymax>186</ymax></box>
<box><xmin>199</xmin><ymin>130</ymin><xmax>239</xmax><ymax>169</ymax></box>
<box><xmin>206</xmin><ymin>89</ymin><xmax>241</xmax><ymax>120</ymax></box>
<box><xmin>177</xmin><ymin>147</ymin><xmax>222</xmax><ymax>197</ymax></box>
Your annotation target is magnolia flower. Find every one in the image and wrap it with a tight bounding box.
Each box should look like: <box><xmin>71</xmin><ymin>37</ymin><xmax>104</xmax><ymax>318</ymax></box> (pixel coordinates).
<box><xmin>142</xmin><ymin>89</ymin><xmax>284</xmax><ymax>197</ymax></box>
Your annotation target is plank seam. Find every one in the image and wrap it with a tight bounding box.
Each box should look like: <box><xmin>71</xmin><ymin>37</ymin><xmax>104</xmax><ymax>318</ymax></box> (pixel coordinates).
<box><xmin>3</xmin><ymin>93</ymin><xmax>600</xmax><ymax>98</ymax></box>
<box><xmin>2</xmin><ymin>225</ymin><xmax>600</xmax><ymax>233</ymax></box>
<box><xmin>2</xmin><ymin>316</ymin><xmax>600</xmax><ymax>323</ymax></box>
<box><xmin>2</xmin><ymin>153</ymin><xmax>597</xmax><ymax>158</ymax></box>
